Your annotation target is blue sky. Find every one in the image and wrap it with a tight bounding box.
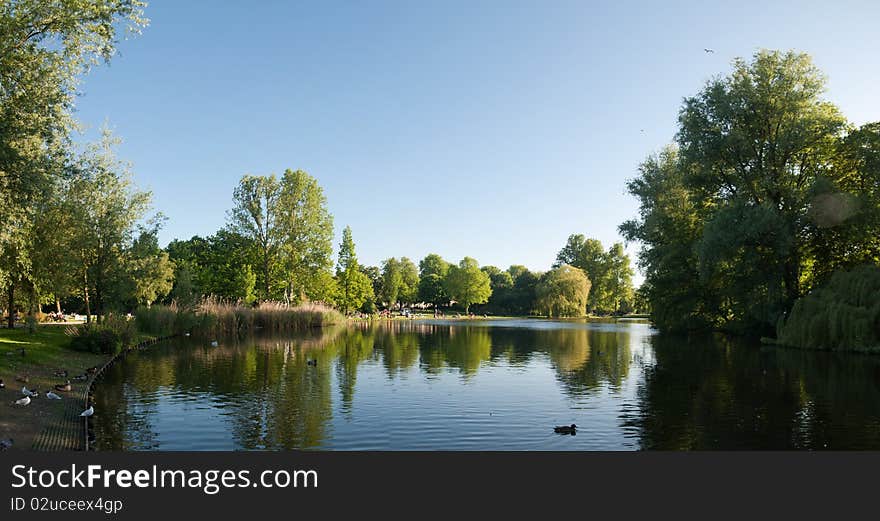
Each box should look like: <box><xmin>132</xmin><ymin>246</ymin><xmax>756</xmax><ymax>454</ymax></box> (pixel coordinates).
<box><xmin>73</xmin><ymin>1</ymin><xmax>880</xmax><ymax>283</ymax></box>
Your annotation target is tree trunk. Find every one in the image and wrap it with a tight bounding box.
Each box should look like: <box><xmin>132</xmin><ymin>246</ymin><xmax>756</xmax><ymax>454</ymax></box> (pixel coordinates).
<box><xmin>56</xmin><ymin>296</ymin><xmax>62</xmax><ymax>314</ymax></box>
<box><xmin>83</xmin><ymin>271</ymin><xmax>91</xmax><ymax>324</ymax></box>
<box><xmin>6</xmin><ymin>281</ymin><xmax>14</xmax><ymax>329</ymax></box>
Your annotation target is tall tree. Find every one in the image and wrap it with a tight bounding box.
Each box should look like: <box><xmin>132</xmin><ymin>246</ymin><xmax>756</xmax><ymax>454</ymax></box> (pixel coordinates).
<box><xmin>444</xmin><ymin>257</ymin><xmax>492</xmax><ymax>313</ymax></box>
<box><xmin>276</xmin><ymin>169</ymin><xmax>334</xmax><ymax>303</ymax></box>
<box><xmin>127</xmin><ymin>227</ymin><xmax>174</xmax><ymax>308</ymax></box>
<box><xmin>397</xmin><ymin>257</ymin><xmax>419</xmax><ymax>306</ymax></box>
<box><xmin>418</xmin><ymin>253</ymin><xmax>450</xmax><ymax>308</ymax></box>
<box><xmin>228</xmin><ymin>174</ymin><xmax>281</xmax><ymax>301</ymax></box>
<box><xmin>677</xmin><ymin>50</ymin><xmax>846</xmax><ymax>333</ymax></box>
<box><xmin>379</xmin><ymin>258</ymin><xmax>403</xmax><ymax>309</ymax></box>
<box><xmin>555</xmin><ymin>235</ymin><xmax>613</xmax><ymax>313</ymax></box>
<box><xmin>1</xmin><ymin>0</ymin><xmax>148</xmax><ymax>325</ymax></box>
<box><xmin>335</xmin><ymin>226</ymin><xmax>373</xmax><ymax>314</ymax></box>
<box><xmin>67</xmin><ymin>131</ymin><xmax>152</xmax><ymax>320</ymax></box>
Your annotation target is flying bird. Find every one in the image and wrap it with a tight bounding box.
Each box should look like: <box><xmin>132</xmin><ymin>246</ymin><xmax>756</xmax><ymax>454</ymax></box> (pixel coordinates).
<box><xmin>80</xmin><ymin>405</ymin><xmax>94</xmax><ymax>417</ymax></box>
<box><xmin>704</xmin><ymin>48</ymin><xmax>715</xmax><ymax>53</ymax></box>
<box><xmin>46</xmin><ymin>392</ymin><xmax>62</xmax><ymax>400</ymax></box>
<box><xmin>14</xmin><ymin>396</ymin><xmax>31</xmax><ymax>406</ymax></box>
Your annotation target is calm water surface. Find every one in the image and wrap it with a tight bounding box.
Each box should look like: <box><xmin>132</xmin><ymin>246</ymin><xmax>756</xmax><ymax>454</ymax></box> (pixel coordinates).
<box><xmin>93</xmin><ymin>319</ymin><xmax>880</xmax><ymax>450</ymax></box>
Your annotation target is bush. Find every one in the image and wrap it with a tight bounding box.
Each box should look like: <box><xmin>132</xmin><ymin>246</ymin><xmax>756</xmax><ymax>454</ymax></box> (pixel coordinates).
<box><xmin>776</xmin><ymin>264</ymin><xmax>880</xmax><ymax>352</ymax></box>
<box><xmin>66</xmin><ymin>317</ymin><xmax>135</xmax><ymax>355</ymax></box>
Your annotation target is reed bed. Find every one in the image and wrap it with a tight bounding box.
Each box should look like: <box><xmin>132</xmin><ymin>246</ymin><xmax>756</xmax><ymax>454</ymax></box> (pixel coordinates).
<box><xmin>196</xmin><ymin>298</ymin><xmax>344</xmax><ymax>338</ymax></box>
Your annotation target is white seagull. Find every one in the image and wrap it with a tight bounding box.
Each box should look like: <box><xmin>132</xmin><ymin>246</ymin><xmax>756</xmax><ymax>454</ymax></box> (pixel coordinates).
<box><xmin>80</xmin><ymin>405</ymin><xmax>94</xmax><ymax>417</ymax></box>
<box><xmin>210</xmin><ymin>340</ymin><xmax>219</xmax><ymax>347</ymax></box>
<box><xmin>46</xmin><ymin>392</ymin><xmax>62</xmax><ymax>400</ymax></box>
<box><xmin>21</xmin><ymin>387</ymin><xmax>38</xmax><ymax>398</ymax></box>
<box><xmin>14</xmin><ymin>396</ymin><xmax>31</xmax><ymax>406</ymax></box>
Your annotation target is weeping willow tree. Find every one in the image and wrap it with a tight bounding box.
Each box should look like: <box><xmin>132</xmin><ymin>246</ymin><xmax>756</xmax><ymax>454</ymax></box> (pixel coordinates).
<box><xmin>776</xmin><ymin>265</ymin><xmax>880</xmax><ymax>352</ymax></box>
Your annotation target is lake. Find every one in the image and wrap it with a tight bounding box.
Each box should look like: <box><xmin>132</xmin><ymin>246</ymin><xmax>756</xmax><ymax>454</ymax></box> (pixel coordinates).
<box><xmin>92</xmin><ymin>319</ymin><xmax>880</xmax><ymax>450</ymax></box>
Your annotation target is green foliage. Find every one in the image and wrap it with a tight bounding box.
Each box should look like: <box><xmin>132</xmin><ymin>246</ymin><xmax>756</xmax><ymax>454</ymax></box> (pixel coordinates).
<box><xmin>228</xmin><ymin>174</ymin><xmax>281</xmax><ymax>301</ymax></box>
<box><xmin>379</xmin><ymin>257</ymin><xmax>403</xmax><ymax>308</ymax></box>
<box><xmin>227</xmin><ymin>170</ymin><xmax>334</xmax><ymax>303</ymax></box>
<box><xmin>67</xmin><ymin>315</ymin><xmax>136</xmax><ymax>355</ymax></box>
<box><xmin>444</xmin><ymin>257</ymin><xmax>492</xmax><ymax>313</ymax></box>
<box><xmin>535</xmin><ymin>264</ymin><xmax>591</xmax><ymax>317</ymax></box>
<box><xmin>276</xmin><ymin>169</ymin><xmax>335</xmax><ymax>304</ymax></box>
<box><xmin>555</xmin><ymin>235</ymin><xmax>634</xmax><ymax>314</ymax></box>
<box><xmin>128</xmin><ymin>228</ymin><xmax>174</xmax><ymax>307</ymax></box>
<box><xmin>776</xmin><ymin>265</ymin><xmax>880</xmax><ymax>352</ymax></box>
<box><xmin>418</xmin><ymin>253</ymin><xmax>450</xmax><ymax>306</ymax></box>
<box><xmin>620</xmin><ymin>50</ymin><xmax>871</xmax><ymax>335</ymax></box>
<box><xmin>335</xmin><ymin>226</ymin><xmax>374</xmax><ymax>314</ymax></box>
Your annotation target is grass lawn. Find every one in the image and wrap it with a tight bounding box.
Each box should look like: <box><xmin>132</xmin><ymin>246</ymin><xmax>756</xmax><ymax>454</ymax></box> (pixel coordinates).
<box><xmin>0</xmin><ymin>325</ymin><xmax>109</xmax><ymax>451</ymax></box>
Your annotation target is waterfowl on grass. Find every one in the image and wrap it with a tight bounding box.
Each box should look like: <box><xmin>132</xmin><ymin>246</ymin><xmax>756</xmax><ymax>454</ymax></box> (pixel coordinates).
<box><xmin>80</xmin><ymin>405</ymin><xmax>94</xmax><ymax>417</ymax></box>
<box><xmin>553</xmin><ymin>424</ymin><xmax>577</xmax><ymax>435</ymax></box>
<box><xmin>15</xmin><ymin>374</ymin><xmax>29</xmax><ymax>383</ymax></box>
<box><xmin>54</xmin><ymin>369</ymin><xmax>68</xmax><ymax>378</ymax></box>
<box><xmin>21</xmin><ymin>387</ymin><xmax>39</xmax><ymax>398</ymax></box>
<box><xmin>55</xmin><ymin>381</ymin><xmax>72</xmax><ymax>392</ymax></box>
<box><xmin>71</xmin><ymin>374</ymin><xmax>88</xmax><ymax>382</ymax></box>
<box><xmin>14</xmin><ymin>396</ymin><xmax>31</xmax><ymax>406</ymax></box>
<box><xmin>46</xmin><ymin>392</ymin><xmax>62</xmax><ymax>400</ymax></box>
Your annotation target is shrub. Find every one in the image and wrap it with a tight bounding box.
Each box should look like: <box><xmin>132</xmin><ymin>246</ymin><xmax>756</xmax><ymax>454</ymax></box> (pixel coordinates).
<box><xmin>66</xmin><ymin>319</ymin><xmax>131</xmax><ymax>355</ymax></box>
<box><xmin>776</xmin><ymin>264</ymin><xmax>880</xmax><ymax>352</ymax></box>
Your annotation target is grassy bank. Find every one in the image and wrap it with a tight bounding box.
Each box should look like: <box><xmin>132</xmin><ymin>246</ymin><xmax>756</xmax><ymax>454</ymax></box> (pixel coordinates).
<box><xmin>0</xmin><ymin>325</ymin><xmax>108</xmax><ymax>450</ymax></box>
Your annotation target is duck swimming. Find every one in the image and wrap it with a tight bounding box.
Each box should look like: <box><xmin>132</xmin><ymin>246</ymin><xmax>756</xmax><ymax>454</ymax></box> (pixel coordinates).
<box><xmin>553</xmin><ymin>424</ymin><xmax>577</xmax><ymax>435</ymax></box>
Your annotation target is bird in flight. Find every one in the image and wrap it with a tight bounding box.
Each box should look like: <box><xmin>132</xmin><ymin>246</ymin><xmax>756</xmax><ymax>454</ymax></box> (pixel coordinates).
<box><xmin>704</xmin><ymin>48</ymin><xmax>715</xmax><ymax>53</ymax></box>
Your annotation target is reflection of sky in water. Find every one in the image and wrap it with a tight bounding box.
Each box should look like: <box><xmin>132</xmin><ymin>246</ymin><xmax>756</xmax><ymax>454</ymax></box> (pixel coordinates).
<box><xmin>94</xmin><ymin>320</ymin><xmax>880</xmax><ymax>450</ymax></box>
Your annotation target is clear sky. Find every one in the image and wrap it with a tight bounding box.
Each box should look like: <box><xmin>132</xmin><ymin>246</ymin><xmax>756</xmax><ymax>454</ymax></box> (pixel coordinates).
<box><xmin>72</xmin><ymin>1</ymin><xmax>880</xmax><ymax>283</ymax></box>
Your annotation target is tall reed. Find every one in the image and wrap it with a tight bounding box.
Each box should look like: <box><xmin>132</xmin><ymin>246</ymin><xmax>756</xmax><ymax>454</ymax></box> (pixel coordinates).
<box><xmin>196</xmin><ymin>297</ymin><xmax>344</xmax><ymax>338</ymax></box>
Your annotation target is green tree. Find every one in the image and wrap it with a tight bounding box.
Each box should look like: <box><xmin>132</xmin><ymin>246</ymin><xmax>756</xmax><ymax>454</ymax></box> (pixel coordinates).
<box><xmin>535</xmin><ymin>264</ymin><xmax>591</xmax><ymax>317</ymax></box>
<box><xmin>605</xmin><ymin>243</ymin><xmax>635</xmax><ymax>314</ymax></box>
<box><xmin>67</xmin><ymin>132</ymin><xmax>152</xmax><ymax>321</ymax></box>
<box><xmin>1</xmin><ymin>0</ymin><xmax>148</xmax><ymax>325</ymax></box>
<box><xmin>398</xmin><ymin>257</ymin><xmax>419</xmax><ymax>306</ymax></box>
<box><xmin>335</xmin><ymin>226</ymin><xmax>373</xmax><ymax>314</ymax></box>
<box><xmin>379</xmin><ymin>258</ymin><xmax>403</xmax><ymax>308</ymax></box>
<box><xmin>418</xmin><ymin>253</ymin><xmax>450</xmax><ymax>307</ymax></box>
<box><xmin>555</xmin><ymin>235</ymin><xmax>612</xmax><ymax>313</ymax></box>
<box><xmin>128</xmin><ymin>227</ymin><xmax>174</xmax><ymax>308</ymax></box>
<box><xmin>276</xmin><ymin>169</ymin><xmax>334</xmax><ymax>304</ymax></box>
<box><xmin>444</xmin><ymin>257</ymin><xmax>492</xmax><ymax>313</ymax></box>
<box><xmin>228</xmin><ymin>174</ymin><xmax>281</xmax><ymax>301</ymax></box>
